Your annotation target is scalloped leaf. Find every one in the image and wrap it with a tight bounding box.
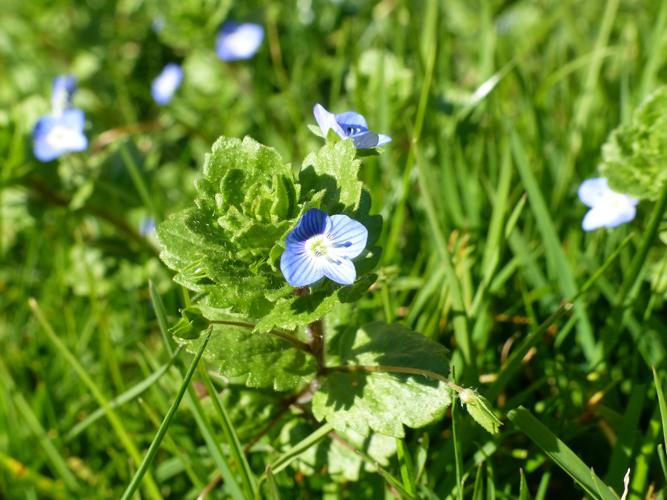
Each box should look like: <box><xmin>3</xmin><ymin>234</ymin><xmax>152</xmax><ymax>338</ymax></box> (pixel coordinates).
<box><xmin>183</xmin><ymin>324</ymin><xmax>316</xmax><ymax>391</ymax></box>
<box><xmin>158</xmin><ymin>135</ymin><xmax>381</xmax><ymax>332</ymax></box>
<box><xmin>600</xmin><ymin>86</ymin><xmax>667</xmax><ymax>201</ymax></box>
<box><xmin>312</xmin><ymin>322</ymin><xmax>452</xmax><ymax>438</ymax></box>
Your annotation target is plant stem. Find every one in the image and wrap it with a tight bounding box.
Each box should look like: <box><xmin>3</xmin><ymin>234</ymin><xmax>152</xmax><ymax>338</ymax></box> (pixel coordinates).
<box><xmin>326</xmin><ymin>364</ymin><xmax>465</xmax><ymax>394</ymax></box>
<box><xmin>307</xmin><ymin>319</ymin><xmax>325</xmax><ymax>370</ymax></box>
<box><xmin>209</xmin><ymin>320</ymin><xmax>312</xmax><ymax>353</ymax></box>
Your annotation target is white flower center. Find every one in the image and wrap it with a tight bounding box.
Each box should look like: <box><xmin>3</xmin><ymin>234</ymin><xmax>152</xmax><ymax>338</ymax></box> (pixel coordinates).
<box><xmin>305</xmin><ymin>234</ymin><xmax>334</xmax><ymax>259</ymax></box>
<box><xmin>46</xmin><ymin>125</ymin><xmax>78</xmax><ymax>149</ymax></box>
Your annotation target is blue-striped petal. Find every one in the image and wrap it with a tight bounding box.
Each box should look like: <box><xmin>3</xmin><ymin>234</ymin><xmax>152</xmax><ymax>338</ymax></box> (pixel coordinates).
<box><xmin>335</xmin><ymin>111</ymin><xmax>369</xmax><ymax>137</ymax></box>
<box><xmin>351</xmin><ymin>131</ymin><xmax>380</xmax><ymax>149</ymax></box>
<box><xmin>286</xmin><ymin>208</ymin><xmax>330</xmax><ymax>244</ymax></box>
<box><xmin>321</xmin><ymin>258</ymin><xmax>356</xmax><ymax>285</ymax></box>
<box><xmin>376</xmin><ymin>134</ymin><xmax>392</xmax><ymax>146</ymax></box>
<box><xmin>280</xmin><ymin>246</ymin><xmax>324</xmax><ymax>287</ymax></box>
<box><xmin>327</xmin><ymin>214</ymin><xmax>368</xmax><ymax>259</ymax></box>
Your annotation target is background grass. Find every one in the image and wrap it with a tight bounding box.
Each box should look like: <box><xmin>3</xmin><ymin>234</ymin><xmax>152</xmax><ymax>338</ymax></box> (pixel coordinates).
<box><xmin>3</xmin><ymin>0</ymin><xmax>667</xmax><ymax>498</ymax></box>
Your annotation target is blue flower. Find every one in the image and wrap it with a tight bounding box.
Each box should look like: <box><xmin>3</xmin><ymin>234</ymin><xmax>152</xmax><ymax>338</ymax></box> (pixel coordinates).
<box><xmin>139</xmin><ymin>217</ymin><xmax>157</xmax><ymax>236</ymax></box>
<box><xmin>151</xmin><ymin>63</ymin><xmax>183</xmax><ymax>105</ymax></box>
<box><xmin>313</xmin><ymin>103</ymin><xmax>391</xmax><ymax>149</ymax></box>
<box><xmin>33</xmin><ymin>109</ymin><xmax>88</xmax><ymax>162</ymax></box>
<box><xmin>51</xmin><ymin>75</ymin><xmax>76</xmax><ymax>114</ymax></box>
<box><xmin>216</xmin><ymin>21</ymin><xmax>264</xmax><ymax>61</ymax></box>
<box><xmin>578</xmin><ymin>177</ymin><xmax>638</xmax><ymax>231</ymax></box>
<box><xmin>280</xmin><ymin>208</ymin><xmax>368</xmax><ymax>287</ymax></box>
<box><xmin>33</xmin><ymin>76</ymin><xmax>88</xmax><ymax>162</ymax></box>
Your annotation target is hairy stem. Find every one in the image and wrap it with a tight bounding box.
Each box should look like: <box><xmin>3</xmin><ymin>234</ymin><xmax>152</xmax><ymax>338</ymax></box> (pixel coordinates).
<box><xmin>326</xmin><ymin>364</ymin><xmax>465</xmax><ymax>394</ymax></box>
<box><xmin>209</xmin><ymin>320</ymin><xmax>312</xmax><ymax>353</ymax></box>
<box><xmin>307</xmin><ymin>319</ymin><xmax>325</xmax><ymax>370</ymax></box>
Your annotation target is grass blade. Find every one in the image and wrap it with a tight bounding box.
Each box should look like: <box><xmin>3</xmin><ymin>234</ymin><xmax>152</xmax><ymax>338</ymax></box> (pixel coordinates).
<box><xmin>508</xmin><ymin>406</ymin><xmax>617</xmax><ymax>500</ymax></box>
<box><xmin>28</xmin><ymin>298</ymin><xmax>163</xmax><ymax>500</ymax></box>
<box><xmin>65</xmin><ymin>347</ymin><xmax>182</xmax><ymax>442</ymax></box>
<box><xmin>148</xmin><ymin>282</ymin><xmax>245</xmax><ymax>500</ymax></box>
<box><xmin>120</xmin><ymin>329</ymin><xmax>211</xmax><ymax>500</ymax></box>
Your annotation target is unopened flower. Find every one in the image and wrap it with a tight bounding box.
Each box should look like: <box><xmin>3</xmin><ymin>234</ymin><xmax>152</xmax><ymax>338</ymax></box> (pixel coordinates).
<box><xmin>215</xmin><ymin>21</ymin><xmax>264</xmax><ymax>61</ymax></box>
<box><xmin>151</xmin><ymin>63</ymin><xmax>183</xmax><ymax>105</ymax></box>
<box><xmin>280</xmin><ymin>208</ymin><xmax>368</xmax><ymax>287</ymax></box>
<box><xmin>313</xmin><ymin>103</ymin><xmax>391</xmax><ymax>149</ymax></box>
<box><xmin>33</xmin><ymin>76</ymin><xmax>87</xmax><ymax>162</ymax></box>
<box><xmin>577</xmin><ymin>177</ymin><xmax>638</xmax><ymax>231</ymax></box>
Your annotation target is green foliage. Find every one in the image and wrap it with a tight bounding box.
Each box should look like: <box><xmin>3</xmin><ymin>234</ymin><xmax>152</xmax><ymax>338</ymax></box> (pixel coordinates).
<box><xmin>600</xmin><ymin>86</ymin><xmax>667</xmax><ymax>200</ymax></box>
<box><xmin>312</xmin><ymin>322</ymin><xmax>452</xmax><ymax>438</ymax></box>
<box><xmin>186</xmin><ymin>324</ymin><xmax>316</xmax><ymax>391</ymax></box>
<box><xmin>157</xmin><ymin>136</ymin><xmax>381</xmax><ymax>333</ymax></box>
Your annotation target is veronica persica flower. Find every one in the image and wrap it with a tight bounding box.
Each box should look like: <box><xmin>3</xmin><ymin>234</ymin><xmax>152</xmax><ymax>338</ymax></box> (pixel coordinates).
<box><xmin>577</xmin><ymin>177</ymin><xmax>638</xmax><ymax>231</ymax></box>
<box><xmin>51</xmin><ymin>75</ymin><xmax>76</xmax><ymax>114</ymax></box>
<box><xmin>280</xmin><ymin>208</ymin><xmax>368</xmax><ymax>287</ymax></box>
<box><xmin>151</xmin><ymin>63</ymin><xmax>183</xmax><ymax>105</ymax></box>
<box><xmin>215</xmin><ymin>21</ymin><xmax>264</xmax><ymax>61</ymax></box>
<box><xmin>313</xmin><ymin>103</ymin><xmax>391</xmax><ymax>149</ymax></box>
<box><xmin>33</xmin><ymin>76</ymin><xmax>87</xmax><ymax>162</ymax></box>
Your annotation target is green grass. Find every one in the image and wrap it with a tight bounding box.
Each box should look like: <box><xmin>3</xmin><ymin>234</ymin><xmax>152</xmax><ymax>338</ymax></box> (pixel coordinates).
<box><xmin>3</xmin><ymin>0</ymin><xmax>667</xmax><ymax>498</ymax></box>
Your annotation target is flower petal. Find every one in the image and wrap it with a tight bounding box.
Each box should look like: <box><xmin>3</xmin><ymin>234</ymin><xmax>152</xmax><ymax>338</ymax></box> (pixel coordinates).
<box><xmin>313</xmin><ymin>103</ymin><xmax>345</xmax><ymax>139</ymax></box>
<box><xmin>51</xmin><ymin>75</ymin><xmax>76</xmax><ymax>113</ymax></box>
<box><xmin>582</xmin><ymin>202</ymin><xmax>636</xmax><ymax>231</ymax></box>
<box><xmin>151</xmin><ymin>63</ymin><xmax>183</xmax><ymax>105</ymax></box>
<box><xmin>578</xmin><ymin>178</ymin><xmax>610</xmax><ymax>207</ymax></box>
<box><xmin>376</xmin><ymin>134</ymin><xmax>392</xmax><ymax>146</ymax></box>
<box><xmin>321</xmin><ymin>257</ymin><xmax>357</xmax><ymax>285</ymax></box>
<box><xmin>351</xmin><ymin>131</ymin><xmax>380</xmax><ymax>149</ymax></box>
<box><xmin>327</xmin><ymin>214</ymin><xmax>368</xmax><ymax>258</ymax></box>
<box><xmin>286</xmin><ymin>208</ymin><xmax>330</xmax><ymax>245</ymax></box>
<box><xmin>61</xmin><ymin>109</ymin><xmax>85</xmax><ymax>131</ymax></box>
<box><xmin>216</xmin><ymin>22</ymin><xmax>264</xmax><ymax>61</ymax></box>
<box><xmin>335</xmin><ymin>111</ymin><xmax>369</xmax><ymax>136</ymax></box>
<box><xmin>280</xmin><ymin>246</ymin><xmax>324</xmax><ymax>287</ymax></box>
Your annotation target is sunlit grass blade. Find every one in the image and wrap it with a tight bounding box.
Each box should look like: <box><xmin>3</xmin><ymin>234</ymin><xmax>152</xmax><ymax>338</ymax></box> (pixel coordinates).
<box><xmin>511</xmin><ymin>131</ymin><xmax>597</xmax><ymax>363</ymax></box>
<box><xmin>120</xmin><ymin>329</ymin><xmax>211</xmax><ymax>500</ymax></box>
<box><xmin>28</xmin><ymin>297</ymin><xmax>163</xmax><ymax>500</ymax></box>
<box><xmin>148</xmin><ymin>282</ymin><xmax>245</xmax><ymax>500</ymax></box>
<box><xmin>198</xmin><ymin>364</ymin><xmax>257</xmax><ymax>498</ymax></box>
<box><xmin>519</xmin><ymin>469</ymin><xmax>532</xmax><ymax>500</ymax></box>
<box><xmin>507</xmin><ymin>407</ymin><xmax>617</xmax><ymax>500</ymax></box>
<box><xmin>654</xmin><ymin>367</ymin><xmax>667</xmax><ymax>456</ymax></box>
<box><xmin>65</xmin><ymin>347</ymin><xmax>182</xmax><ymax>442</ymax></box>
<box><xmin>396</xmin><ymin>438</ymin><xmax>416</xmax><ymax>496</ymax></box>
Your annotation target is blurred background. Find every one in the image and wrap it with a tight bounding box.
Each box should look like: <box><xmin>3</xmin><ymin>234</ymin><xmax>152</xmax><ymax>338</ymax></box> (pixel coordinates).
<box><xmin>3</xmin><ymin>0</ymin><xmax>667</xmax><ymax>498</ymax></box>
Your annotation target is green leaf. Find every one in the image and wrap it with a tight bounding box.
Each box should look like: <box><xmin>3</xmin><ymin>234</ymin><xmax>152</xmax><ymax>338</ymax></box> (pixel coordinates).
<box><xmin>600</xmin><ymin>85</ymin><xmax>667</xmax><ymax>200</ymax></box>
<box><xmin>158</xmin><ymin>135</ymin><xmax>381</xmax><ymax>333</ymax></box>
<box><xmin>459</xmin><ymin>390</ymin><xmax>503</xmax><ymax>435</ymax></box>
<box><xmin>312</xmin><ymin>322</ymin><xmax>452</xmax><ymax>438</ymax></box>
<box><xmin>300</xmin><ymin>139</ymin><xmax>363</xmax><ymax>213</ymax></box>
<box><xmin>183</xmin><ymin>324</ymin><xmax>316</xmax><ymax>391</ymax></box>
<box><xmin>282</xmin><ymin>421</ymin><xmax>397</xmax><ymax>482</ymax></box>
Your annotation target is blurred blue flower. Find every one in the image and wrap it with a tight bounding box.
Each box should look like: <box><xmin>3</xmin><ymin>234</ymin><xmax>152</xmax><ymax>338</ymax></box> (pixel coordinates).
<box><xmin>33</xmin><ymin>75</ymin><xmax>87</xmax><ymax>162</ymax></box>
<box><xmin>280</xmin><ymin>208</ymin><xmax>368</xmax><ymax>287</ymax></box>
<box><xmin>313</xmin><ymin>103</ymin><xmax>391</xmax><ymax>149</ymax></box>
<box><xmin>51</xmin><ymin>75</ymin><xmax>76</xmax><ymax>114</ymax></box>
<box><xmin>139</xmin><ymin>217</ymin><xmax>157</xmax><ymax>237</ymax></box>
<box><xmin>578</xmin><ymin>177</ymin><xmax>638</xmax><ymax>231</ymax></box>
<box><xmin>33</xmin><ymin>109</ymin><xmax>88</xmax><ymax>162</ymax></box>
<box><xmin>216</xmin><ymin>21</ymin><xmax>264</xmax><ymax>61</ymax></box>
<box><xmin>151</xmin><ymin>63</ymin><xmax>183</xmax><ymax>105</ymax></box>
